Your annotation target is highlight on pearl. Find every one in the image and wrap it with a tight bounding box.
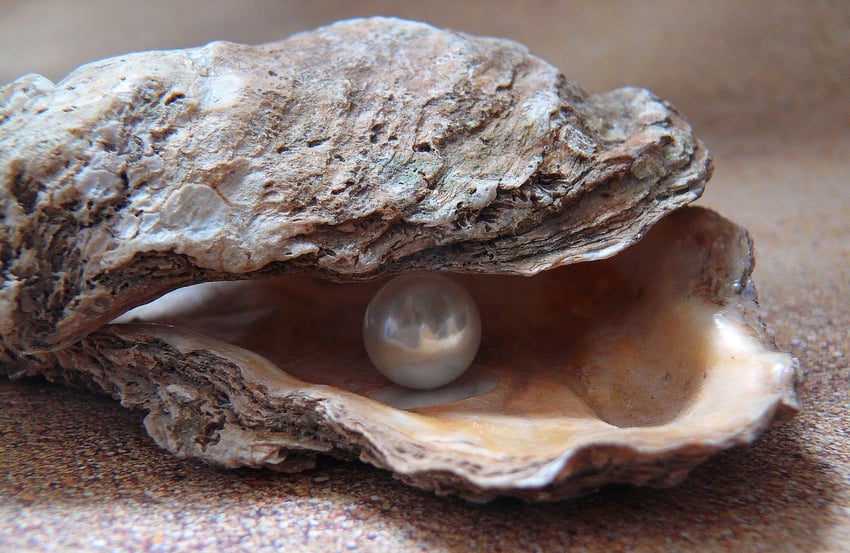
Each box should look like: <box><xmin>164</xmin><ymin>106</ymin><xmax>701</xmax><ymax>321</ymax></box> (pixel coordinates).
<box><xmin>363</xmin><ymin>273</ymin><xmax>482</xmax><ymax>390</ymax></box>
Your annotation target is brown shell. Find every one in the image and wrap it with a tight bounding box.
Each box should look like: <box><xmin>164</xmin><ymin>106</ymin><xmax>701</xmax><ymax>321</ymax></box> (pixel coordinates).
<box><xmin>0</xmin><ymin>18</ymin><xmax>797</xmax><ymax>501</ymax></box>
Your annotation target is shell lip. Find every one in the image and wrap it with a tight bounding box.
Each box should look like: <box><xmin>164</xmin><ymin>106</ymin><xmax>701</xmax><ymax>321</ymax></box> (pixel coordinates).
<box><xmin>109</xmin><ymin>303</ymin><xmax>797</xmax><ymax>500</ymax></box>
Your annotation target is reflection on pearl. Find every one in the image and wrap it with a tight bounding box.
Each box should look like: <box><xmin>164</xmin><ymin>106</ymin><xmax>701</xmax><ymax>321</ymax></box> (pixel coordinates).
<box><xmin>363</xmin><ymin>273</ymin><xmax>481</xmax><ymax>390</ymax></box>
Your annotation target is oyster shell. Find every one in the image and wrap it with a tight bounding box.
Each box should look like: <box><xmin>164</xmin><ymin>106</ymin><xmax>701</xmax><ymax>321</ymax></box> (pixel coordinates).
<box><xmin>0</xmin><ymin>18</ymin><xmax>797</xmax><ymax>501</ymax></box>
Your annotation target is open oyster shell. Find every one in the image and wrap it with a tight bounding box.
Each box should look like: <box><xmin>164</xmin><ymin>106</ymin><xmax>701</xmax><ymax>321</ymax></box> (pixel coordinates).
<box><xmin>0</xmin><ymin>18</ymin><xmax>798</xmax><ymax>501</ymax></box>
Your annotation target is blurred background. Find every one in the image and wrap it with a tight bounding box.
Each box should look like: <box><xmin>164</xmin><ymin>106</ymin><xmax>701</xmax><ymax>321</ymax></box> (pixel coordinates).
<box><xmin>1</xmin><ymin>0</ymin><xmax>847</xmax><ymax>144</ymax></box>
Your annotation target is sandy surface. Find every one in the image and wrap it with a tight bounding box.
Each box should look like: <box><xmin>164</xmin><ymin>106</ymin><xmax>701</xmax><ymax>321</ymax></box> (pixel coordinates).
<box><xmin>1</xmin><ymin>1</ymin><xmax>848</xmax><ymax>551</ymax></box>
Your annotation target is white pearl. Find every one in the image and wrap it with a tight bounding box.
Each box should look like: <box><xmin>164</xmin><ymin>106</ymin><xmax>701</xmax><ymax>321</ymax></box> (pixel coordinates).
<box><xmin>363</xmin><ymin>273</ymin><xmax>481</xmax><ymax>390</ymax></box>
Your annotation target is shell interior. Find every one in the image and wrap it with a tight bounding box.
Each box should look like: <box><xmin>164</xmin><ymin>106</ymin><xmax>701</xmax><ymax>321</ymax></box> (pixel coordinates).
<box><xmin>103</xmin><ymin>207</ymin><xmax>798</xmax><ymax>500</ymax></box>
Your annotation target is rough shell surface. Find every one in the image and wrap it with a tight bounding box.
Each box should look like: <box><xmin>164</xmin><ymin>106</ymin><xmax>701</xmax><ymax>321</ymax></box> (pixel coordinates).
<box><xmin>0</xmin><ymin>18</ymin><xmax>797</xmax><ymax>501</ymax></box>
<box><xmin>0</xmin><ymin>17</ymin><xmax>711</xmax><ymax>354</ymax></box>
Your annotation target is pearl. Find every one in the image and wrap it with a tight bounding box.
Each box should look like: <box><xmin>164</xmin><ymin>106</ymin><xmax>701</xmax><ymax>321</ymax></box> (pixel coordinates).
<box><xmin>363</xmin><ymin>273</ymin><xmax>481</xmax><ymax>390</ymax></box>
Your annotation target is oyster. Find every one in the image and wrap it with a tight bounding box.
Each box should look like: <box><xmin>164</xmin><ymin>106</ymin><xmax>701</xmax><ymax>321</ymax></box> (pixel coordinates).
<box><xmin>0</xmin><ymin>18</ymin><xmax>798</xmax><ymax>501</ymax></box>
